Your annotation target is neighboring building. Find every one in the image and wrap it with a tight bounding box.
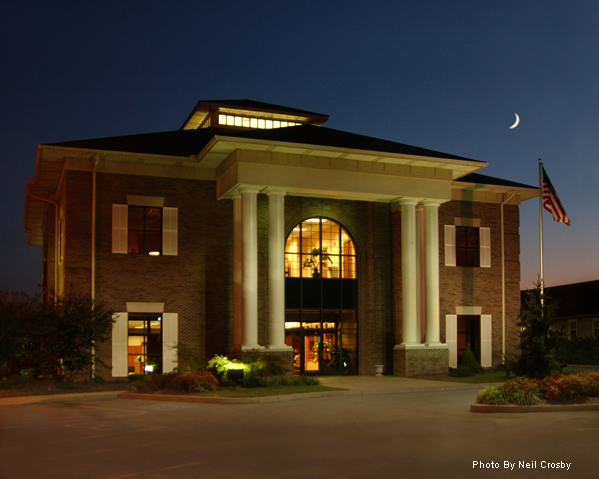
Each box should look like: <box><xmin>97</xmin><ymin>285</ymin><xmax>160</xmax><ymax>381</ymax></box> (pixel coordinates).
<box><xmin>24</xmin><ymin>99</ymin><xmax>537</xmax><ymax>377</ymax></box>
<box><xmin>522</xmin><ymin>280</ymin><xmax>599</xmax><ymax>339</ymax></box>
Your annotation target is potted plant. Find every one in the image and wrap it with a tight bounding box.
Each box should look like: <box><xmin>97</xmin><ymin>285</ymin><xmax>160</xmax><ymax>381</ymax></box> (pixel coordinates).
<box><xmin>302</xmin><ymin>247</ymin><xmax>332</xmax><ymax>277</ymax></box>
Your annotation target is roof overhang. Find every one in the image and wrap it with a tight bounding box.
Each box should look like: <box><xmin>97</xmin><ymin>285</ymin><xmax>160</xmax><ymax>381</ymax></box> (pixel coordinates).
<box><xmin>195</xmin><ymin>135</ymin><xmax>486</xmax><ymax>180</ymax></box>
<box><xmin>452</xmin><ymin>177</ymin><xmax>538</xmax><ymax>205</ymax></box>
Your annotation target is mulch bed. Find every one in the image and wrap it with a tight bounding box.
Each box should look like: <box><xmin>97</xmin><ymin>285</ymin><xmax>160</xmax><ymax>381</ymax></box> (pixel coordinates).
<box><xmin>0</xmin><ymin>379</ymin><xmax>128</xmax><ymax>398</ymax></box>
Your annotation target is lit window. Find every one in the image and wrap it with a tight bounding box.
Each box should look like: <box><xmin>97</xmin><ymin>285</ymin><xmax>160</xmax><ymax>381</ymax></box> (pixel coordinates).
<box><xmin>258</xmin><ymin>119</ymin><xmax>265</xmax><ymax>129</ymax></box>
<box><xmin>128</xmin><ymin>314</ymin><xmax>162</xmax><ymax>375</ymax></box>
<box><xmin>242</xmin><ymin>117</ymin><xmax>250</xmax><ymax>128</ymax></box>
<box><xmin>128</xmin><ymin>206</ymin><xmax>162</xmax><ymax>255</ymax></box>
<box><xmin>284</xmin><ymin>218</ymin><xmax>355</xmax><ymax>279</ymax></box>
<box><xmin>218</xmin><ymin>114</ymin><xmax>226</xmax><ymax>125</ymax></box>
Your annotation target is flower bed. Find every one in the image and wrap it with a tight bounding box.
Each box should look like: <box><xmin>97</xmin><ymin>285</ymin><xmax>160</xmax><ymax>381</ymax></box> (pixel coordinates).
<box><xmin>476</xmin><ymin>371</ymin><xmax>599</xmax><ymax>406</ymax></box>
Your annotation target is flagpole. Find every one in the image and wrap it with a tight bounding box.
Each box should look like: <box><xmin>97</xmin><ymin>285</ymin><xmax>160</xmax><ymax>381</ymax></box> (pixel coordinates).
<box><xmin>538</xmin><ymin>158</ymin><xmax>544</xmax><ymax>296</ymax></box>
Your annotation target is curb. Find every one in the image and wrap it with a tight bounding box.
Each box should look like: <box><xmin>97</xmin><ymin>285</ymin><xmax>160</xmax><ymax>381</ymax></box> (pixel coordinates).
<box><xmin>470</xmin><ymin>403</ymin><xmax>599</xmax><ymax>413</ymax></box>
<box><xmin>118</xmin><ymin>384</ymin><xmax>486</xmax><ymax>405</ymax></box>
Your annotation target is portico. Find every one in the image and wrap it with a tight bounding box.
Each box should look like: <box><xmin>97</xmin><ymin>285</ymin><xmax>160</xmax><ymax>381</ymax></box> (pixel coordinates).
<box><xmin>209</xmin><ymin>138</ymin><xmax>482</xmax><ymax>375</ymax></box>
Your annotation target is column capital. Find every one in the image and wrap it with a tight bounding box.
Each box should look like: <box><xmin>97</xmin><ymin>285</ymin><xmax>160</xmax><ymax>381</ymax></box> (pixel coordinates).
<box><xmin>420</xmin><ymin>199</ymin><xmax>443</xmax><ymax>208</ymax></box>
<box><xmin>263</xmin><ymin>187</ymin><xmax>287</xmax><ymax>196</ymax></box>
<box><xmin>238</xmin><ymin>185</ymin><xmax>261</xmax><ymax>195</ymax></box>
<box><xmin>397</xmin><ymin>197</ymin><xmax>420</xmax><ymax>206</ymax></box>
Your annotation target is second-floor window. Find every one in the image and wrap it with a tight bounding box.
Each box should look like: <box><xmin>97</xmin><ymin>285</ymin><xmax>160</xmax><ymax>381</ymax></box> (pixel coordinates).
<box><xmin>456</xmin><ymin>226</ymin><xmax>480</xmax><ymax>267</ymax></box>
<box><xmin>128</xmin><ymin>207</ymin><xmax>162</xmax><ymax>255</ymax></box>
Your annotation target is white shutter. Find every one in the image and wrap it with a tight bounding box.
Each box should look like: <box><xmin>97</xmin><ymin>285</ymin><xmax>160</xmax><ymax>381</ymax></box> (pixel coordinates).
<box><xmin>162</xmin><ymin>313</ymin><xmax>178</xmax><ymax>373</ymax></box>
<box><xmin>112</xmin><ymin>205</ymin><xmax>128</xmax><ymax>254</ymax></box>
<box><xmin>480</xmin><ymin>227</ymin><xmax>491</xmax><ymax>268</ymax></box>
<box><xmin>446</xmin><ymin>314</ymin><xmax>458</xmax><ymax>368</ymax></box>
<box><xmin>480</xmin><ymin>315</ymin><xmax>492</xmax><ymax>367</ymax></box>
<box><xmin>162</xmin><ymin>207</ymin><xmax>178</xmax><ymax>256</ymax></box>
<box><xmin>444</xmin><ymin>225</ymin><xmax>456</xmax><ymax>267</ymax></box>
<box><xmin>112</xmin><ymin>312</ymin><xmax>128</xmax><ymax>377</ymax></box>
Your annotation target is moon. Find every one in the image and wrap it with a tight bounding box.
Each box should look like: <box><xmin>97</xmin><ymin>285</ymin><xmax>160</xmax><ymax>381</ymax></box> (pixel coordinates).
<box><xmin>509</xmin><ymin>113</ymin><xmax>520</xmax><ymax>129</ymax></box>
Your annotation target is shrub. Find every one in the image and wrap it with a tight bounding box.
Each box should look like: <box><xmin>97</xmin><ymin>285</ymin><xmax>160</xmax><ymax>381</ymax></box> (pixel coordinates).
<box><xmin>539</xmin><ymin>372</ymin><xmax>599</xmax><ymax>401</ymax></box>
<box><xmin>517</xmin><ymin>283</ymin><xmax>565</xmax><ymax>379</ymax></box>
<box><xmin>173</xmin><ymin>372</ymin><xmax>219</xmax><ymax>392</ymax></box>
<box><xmin>127</xmin><ymin>374</ymin><xmax>147</xmax><ymax>383</ymax></box>
<box><xmin>556</xmin><ymin>336</ymin><xmax>599</xmax><ymax>366</ymax></box>
<box><xmin>476</xmin><ymin>386</ymin><xmax>512</xmax><ymax>405</ymax></box>
<box><xmin>147</xmin><ymin>372</ymin><xmax>178</xmax><ymax>390</ymax></box>
<box><xmin>503</xmin><ymin>376</ymin><xmax>540</xmax><ymax>394</ymax></box>
<box><xmin>263</xmin><ymin>376</ymin><xmax>320</xmax><ymax>387</ymax></box>
<box><xmin>511</xmin><ymin>389</ymin><xmax>541</xmax><ymax>406</ymax></box>
<box><xmin>449</xmin><ymin>345</ymin><xmax>482</xmax><ymax>377</ymax></box>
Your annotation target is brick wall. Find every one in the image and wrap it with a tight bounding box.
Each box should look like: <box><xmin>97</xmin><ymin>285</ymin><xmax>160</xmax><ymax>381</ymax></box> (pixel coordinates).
<box><xmin>438</xmin><ymin>200</ymin><xmax>521</xmax><ymax>366</ymax></box>
<box><xmin>94</xmin><ymin>173</ymin><xmax>233</xmax><ymax>374</ymax></box>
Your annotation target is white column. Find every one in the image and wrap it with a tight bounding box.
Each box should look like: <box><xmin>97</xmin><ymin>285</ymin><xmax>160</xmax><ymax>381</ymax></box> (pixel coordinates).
<box><xmin>232</xmin><ymin>193</ymin><xmax>242</xmax><ymax>350</ymax></box>
<box><xmin>416</xmin><ymin>204</ymin><xmax>425</xmax><ymax>343</ymax></box>
<box><xmin>423</xmin><ymin>200</ymin><xmax>441</xmax><ymax>344</ymax></box>
<box><xmin>240</xmin><ymin>186</ymin><xmax>261</xmax><ymax>350</ymax></box>
<box><xmin>265</xmin><ymin>188</ymin><xmax>291</xmax><ymax>350</ymax></box>
<box><xmin>400</xmin><ymin>199</ymin><xmax>419</xmax><ymax>345</ymax></box>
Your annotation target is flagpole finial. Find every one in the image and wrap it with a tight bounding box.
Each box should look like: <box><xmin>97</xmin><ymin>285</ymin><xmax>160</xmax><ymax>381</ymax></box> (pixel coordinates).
<box><xmin>538</xmin><ymin>158</ymin><xmax>542</xmax><ymax>163</ymax></box>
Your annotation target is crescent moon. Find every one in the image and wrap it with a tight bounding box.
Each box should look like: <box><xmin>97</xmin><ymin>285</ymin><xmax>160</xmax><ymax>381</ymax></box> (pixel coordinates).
<box><xmin>509</xmin><ymin>113</ymin><xmax>520</xmax><ymax>129</ymax></box>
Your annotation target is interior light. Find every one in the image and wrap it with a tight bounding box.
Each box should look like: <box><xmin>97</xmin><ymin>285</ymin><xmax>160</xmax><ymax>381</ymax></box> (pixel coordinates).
<box><xmin>157</xmin><ymin>317</ymin><xmax>161</xmax><ymax>322</ymax></box>
<box><xmin>149</xmin><ymin>251</ymin><xmax>160</xmax><ymax>256</ymax></box>
<box><xmin>144</xmin><ymin>365</ymin><xmax>154</xmax><ymax>373</ymax></box>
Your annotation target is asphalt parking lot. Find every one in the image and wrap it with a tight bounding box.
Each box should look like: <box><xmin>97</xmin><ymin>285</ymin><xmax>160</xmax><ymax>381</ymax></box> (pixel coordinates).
<box><xmin>1</xmin><ymin>388</ymin><xmax>597</xmax><ymax>478</ymax></box>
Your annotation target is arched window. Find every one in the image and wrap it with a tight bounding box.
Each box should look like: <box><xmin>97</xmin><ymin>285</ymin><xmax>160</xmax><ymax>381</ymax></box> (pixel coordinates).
<box><xmin>284</xmin><ymin>218</ymin><xmax>356</xmax><ymax>279</ymax></box>
<box><xmin>284</xmin><ymin>218</ymin><xmax>357</xmax><ymax>375</ymax></box>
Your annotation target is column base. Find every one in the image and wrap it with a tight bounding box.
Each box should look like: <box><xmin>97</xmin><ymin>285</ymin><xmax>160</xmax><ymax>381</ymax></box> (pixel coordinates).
<box><xmin>241</xmin><ymin>344</ymin><xmax>264</xmax><ymax>351</ymax></box>
<box><xmin>266</xmin><ymin>345</ymin><xmax>294</xmax><ymax>352</ymax></box>
<box><xmin>393</xmin><ymin>344</ymin><xmax>449</xmax><ymax>377</ymax></box>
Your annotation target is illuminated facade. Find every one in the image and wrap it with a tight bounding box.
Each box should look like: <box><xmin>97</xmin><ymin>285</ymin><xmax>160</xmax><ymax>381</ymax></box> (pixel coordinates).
<box><xmin>24</xmin><ymin>99</ymin><xmax>537</xmax><ymax>377</ymax></box>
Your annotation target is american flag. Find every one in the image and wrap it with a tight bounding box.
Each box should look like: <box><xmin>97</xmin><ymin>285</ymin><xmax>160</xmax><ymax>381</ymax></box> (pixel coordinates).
<box><xmin>542</xmin><ymin>166</ymin><xmax>571</xmax><ymax>225</ymax></box>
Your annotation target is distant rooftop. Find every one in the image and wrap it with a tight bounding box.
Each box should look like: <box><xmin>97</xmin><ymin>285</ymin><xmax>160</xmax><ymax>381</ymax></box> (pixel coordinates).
<box><xmin>522</xmin><ymin>279</ymin><xmax>599</xmax><ymax>319</ymax></box>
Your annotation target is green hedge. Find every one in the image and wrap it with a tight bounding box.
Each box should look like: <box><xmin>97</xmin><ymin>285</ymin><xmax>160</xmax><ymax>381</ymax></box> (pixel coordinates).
<box><xmin>556</xmin><ymin>336</ymin><xmax>599</xmax><ymax>365</ymax></box>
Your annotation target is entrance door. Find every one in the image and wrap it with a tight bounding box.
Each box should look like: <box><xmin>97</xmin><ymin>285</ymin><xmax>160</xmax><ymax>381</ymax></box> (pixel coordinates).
<box><xmin>457</xmin><ymin>315</ymin><xmax>480</xmax><ymax>363</ymax></box>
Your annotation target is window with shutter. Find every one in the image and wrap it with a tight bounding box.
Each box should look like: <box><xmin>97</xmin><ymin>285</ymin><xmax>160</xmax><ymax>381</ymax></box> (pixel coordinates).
<box><xmin>445</xmin><ymin>224</ymin><xmax>490</xmax><ymax>268</ymax></box>
<box><xmin>112</xmin><ymin>204</ymin><xmax>178</xmax><ymax>256</ymax></box>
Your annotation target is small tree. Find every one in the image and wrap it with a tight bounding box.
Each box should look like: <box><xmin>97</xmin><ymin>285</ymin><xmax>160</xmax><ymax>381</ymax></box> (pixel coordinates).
<box><xmin>0</xmin><ymin>291</ymin><xmax>40</xmax><ymax>378</ymax></box>
<box><xmin>517</xmin><ymin>282</ymin><xmax>565</xmax><ymax>379</ymax></box>
<box><xmin>44</xmin><ymin>294</ymin><xmax>115</xmax><ymax>382</ymax></box>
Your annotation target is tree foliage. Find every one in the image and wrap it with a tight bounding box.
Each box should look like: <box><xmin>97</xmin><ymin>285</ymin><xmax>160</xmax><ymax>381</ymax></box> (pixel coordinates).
<box><xmin>43</xmin><ymin>294</ymin><xmax>115</xmax><ymax>381</ymax></box>
<box><xmin>517</xmin><ymin>282</ymin><xmax>565</xmax><ymax>379</ymax></box>
<box><xmin>0</xmin><ymin>291</ymin><xmax>114</xmax><ymax>381</ymax></box>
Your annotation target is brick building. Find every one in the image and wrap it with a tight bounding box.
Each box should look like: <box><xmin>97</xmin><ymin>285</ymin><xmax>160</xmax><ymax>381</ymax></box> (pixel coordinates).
<box><xmin>24</xmin><ymin>100</ymin><xmax>537</xmax><ymax>377</ymax></box>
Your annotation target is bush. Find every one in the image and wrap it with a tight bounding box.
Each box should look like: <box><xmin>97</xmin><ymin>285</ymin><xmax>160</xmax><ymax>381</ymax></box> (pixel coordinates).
<box><xmin>173</xmin><ymin>372</ymin><xmax>219</xmax><ymax>392</ymax></box>
<box><xmin>556</xmin><ymin>336</ymin><xmax>599</xmax><ymax>365</ymax></box>
<box><xmin>449</xmin><ymin>345</ymin><xmax>482</xmax><ymax>377</ymax></box>
<box><xmin>476</xmin><ymin>386</ymin><xmax>512</xmax><ymax>405</ymax></box>
<box><xmin>539</xmin><ymin>372</ymin><xmax>599</xmax><ymax>402</ymax></box>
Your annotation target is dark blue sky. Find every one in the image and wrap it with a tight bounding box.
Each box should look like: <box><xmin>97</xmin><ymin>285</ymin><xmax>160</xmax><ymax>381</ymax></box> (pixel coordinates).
<box><xmin>2</xmin><ymin>1</ymin><xmax>597</xmax><ymax>293</ymax></box>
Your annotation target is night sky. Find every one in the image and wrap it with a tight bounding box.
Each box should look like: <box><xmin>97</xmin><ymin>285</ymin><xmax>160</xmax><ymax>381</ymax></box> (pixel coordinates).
<box><xmin>2</xmin><ymin>1</ymin><xmax>597</xmax><ymax>294</ymax></box>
